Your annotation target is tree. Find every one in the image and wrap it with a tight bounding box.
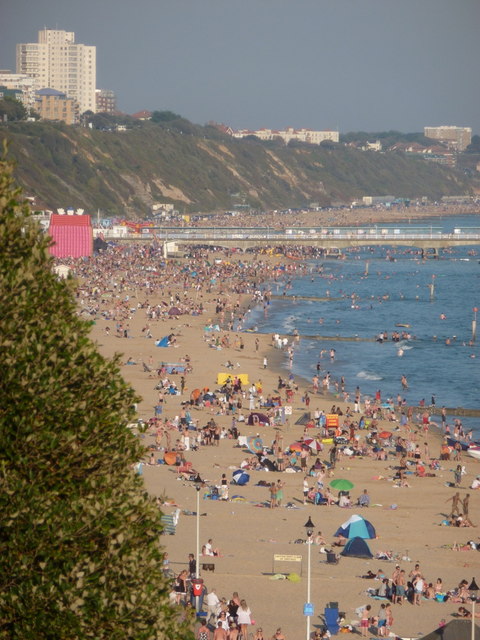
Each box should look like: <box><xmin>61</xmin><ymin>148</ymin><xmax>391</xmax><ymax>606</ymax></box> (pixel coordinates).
<box><xmin>150</xmin><ymin>110</ymin><xmax>182</xmax><ymax>123</ymax></box>
<box><xmin>0</xmin><ymin>96</ymin><xmax>28</xmax><ymax>122</ymax></box>
<box><xmin>0</xmin><ymin>155</ymin><xmax>193</xmax><ymax>639</ymax></box>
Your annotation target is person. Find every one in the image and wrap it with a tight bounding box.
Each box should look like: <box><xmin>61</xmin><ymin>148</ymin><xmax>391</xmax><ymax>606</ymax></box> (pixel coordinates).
<box><xmin>228</xmin><ymin>592</ymin><xmax>241</xmax><ymax>622</ymax></box>
<box><xmin>276</xmin><ymin>479</ymin><xmax>285</xmax><ymax>507</ymax></box>
<box><xmin>272</xmin><ymin>628</ymin><xmax>286</xmax><ymax>639</ymax></box>
<box><xmin>188</xmin><ymin>552</ymin><xmax>197</xmax><ymax>578</ymax></box>
<box><xmin>394</xmin><ymin>569</ymin><xmax>406</xmax><ymax>604</ymax></box>
<box><xmin>360</xmin><ymin>604</ymin><xmax>371</xmax><ymax>637</ymax></box>
<box><xmin>377</xmin><ymin>603</ymin><xmax>387</xmax><ymax>637</ymax></box>
<box><xmin>303</xmin><ymin>476</ymin><xmax>310</xmax><ymax>505</ymax></box>
<box><xmin>227</xmin><ymin>621</ymin><xmax>240</xmax><ymax>640</ymax></box>
<box><xmin>173</xmin><ymin>569</ymin><xmax>188</xmax><ymax>604</ymax></box>
<box><xmin>446</xmin><ymin>492</ymin><xmax>462</xmax><ymax>517</ymax></box>
<box><xmin>462</xmin><ymin>493</ymin><xmax>474</xmax><ymax>526</ymax></box>
<box><xmin>237</xmin><ymin>599</ymin><xmax>252</xmax><ymax>640</ymax></box>
<box><xmin>253</xmin><ymin>628</ymin><xmax>265</xmax><ymax>640</ymax></box>
<box><xmin>217</xmin><ymin>611</ymin><xmax>229</xmax><ymax>631</ymax></box>
<box><xmin>204</xmin><ymin>539</ymin><xmax>220</xmax><ymax>556</ymax></box>
<box><xmin>197</xmin><ymin>620</ymin><xmax>211</xmax><ymax>640</ymax></box>
<box><xmin>413</xmin><ymin>574</ymin><xmax>424</xmax><ymax>606</ymax></box>
<box><xmin>205</xmin><ymin>588</ymin><xmax>221</xmax><ymax>620</ymax></box>
<box><xmin>357</xmin><ymin>489</ymin><xmax>370</xmax><ymax>507</ymax></box>
<box><xmin>213</xmin><ymin>620</ymin><xmax>227</xmax><ymax>640</ymax></box>
<box><xmin>219</xmin><ymin>473</ymin><xmax>229</xmax><ymax>500</ymax></box>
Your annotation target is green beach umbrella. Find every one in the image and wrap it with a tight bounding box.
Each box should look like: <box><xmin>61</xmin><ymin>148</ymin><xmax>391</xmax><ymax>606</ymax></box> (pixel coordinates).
<box><xmin>329</xmin><ymin>479</ymin><xmax>354</xmax><ymax>492</ymax></box>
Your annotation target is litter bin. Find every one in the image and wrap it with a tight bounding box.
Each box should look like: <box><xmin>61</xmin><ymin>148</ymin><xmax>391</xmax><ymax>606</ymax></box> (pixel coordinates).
<box><xmin>192</xmin><ymin>578</ymin><xmax>204</xmax><ymax>598</ymax></box>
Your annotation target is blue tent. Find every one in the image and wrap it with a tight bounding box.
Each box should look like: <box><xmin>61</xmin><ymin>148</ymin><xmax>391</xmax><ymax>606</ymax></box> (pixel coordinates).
<box><xmin>232</xmin><ymin>469</ymin><xmax>250</xmax><ymax>486</ymax></box>
<box><xmin>340</xmin><ymin>536</ymin><xmax>373</xmax><ymax>559</ymax></box>
<box><xmin>155</xmin><ymin>336</ymin><xmax>169</xmax><ymax>347</ymax></box>
<box><xmin>334</xmin><ymin>514</ymin><xmax>376</xmax><ymax>539</ymax></box>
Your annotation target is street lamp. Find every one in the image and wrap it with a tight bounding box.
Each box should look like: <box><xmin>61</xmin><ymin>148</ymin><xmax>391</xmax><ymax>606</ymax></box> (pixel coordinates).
<box><xmin>304</xmin><ymin>516</ymin><xmax>315</xmax><ymax>640</ymax></box>
<box><xmin>194</xmin><ymin>474</ymin><xmax>203</xmax><ymax>579</ymax></box>
<box><xmin>469</xmin><ymin>578</ymin><xmax>479</xmax><ymax>640</ymax></box>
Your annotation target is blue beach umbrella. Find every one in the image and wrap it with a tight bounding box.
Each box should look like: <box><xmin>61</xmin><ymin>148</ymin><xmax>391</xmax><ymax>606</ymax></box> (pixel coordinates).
<box><xmin>334</xmin><ymin>514</ymin><xmax>376</xmax><ymax>539</ymax></box>
<box><xmin>232</xmin><ymin>469</ymin><xmax>250</xmax><ymax>486</ymax></box>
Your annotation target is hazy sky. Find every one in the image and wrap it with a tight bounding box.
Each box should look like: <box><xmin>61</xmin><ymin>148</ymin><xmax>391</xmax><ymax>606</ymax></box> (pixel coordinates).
<box><xmin>2</xmin><ymin>0</ymin><xmax>479</xmax><ymax>134</ymax></box>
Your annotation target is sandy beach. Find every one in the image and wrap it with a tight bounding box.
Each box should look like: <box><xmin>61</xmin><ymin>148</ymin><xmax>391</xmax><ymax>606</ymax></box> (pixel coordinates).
<box><xmin>78</xmin><ymin>242</ymin><xmax>480</xmax><ymax>640</ymax></box>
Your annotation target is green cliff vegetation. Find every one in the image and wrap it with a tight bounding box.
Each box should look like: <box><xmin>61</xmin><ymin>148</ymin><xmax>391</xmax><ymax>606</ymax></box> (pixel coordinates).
<box><xmin>1</xmin><ymin>117</ymin><xmax>474</xmax><ymax>218</ymax></box>
<box><xmin>0</xmin><ymin>157</ymin><xmax>193</xmax><ymax>639</ymax></box>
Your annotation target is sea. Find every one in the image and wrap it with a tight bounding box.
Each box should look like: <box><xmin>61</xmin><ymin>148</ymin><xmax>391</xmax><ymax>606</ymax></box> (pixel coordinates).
<box><xmin>246</xmin><ymin>214</ymin><xmax>480</xmax><ymax>437</ymax></box>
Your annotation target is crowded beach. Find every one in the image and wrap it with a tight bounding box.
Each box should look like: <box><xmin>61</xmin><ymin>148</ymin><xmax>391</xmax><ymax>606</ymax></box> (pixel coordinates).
<box><xmin>60</xmin><ymin>233</ymin><xmax>480</xmax><ymax>640</ymax></box>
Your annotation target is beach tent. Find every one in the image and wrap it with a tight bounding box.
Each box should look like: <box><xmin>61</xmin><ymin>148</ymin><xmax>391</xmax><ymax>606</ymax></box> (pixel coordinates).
<box><xmin>217</xmin><ymin>373</ymin><xmax>250</xmax><ymax>385</ymax></box>
<box><xmin>340</xmin><ymin>536</ymin><xmax>373</xmax><ymax>559</ymax></box>
<box><xmin>247</xmin><ymin>412</ymin><xmax>270</xmax><ymax>426</ymax></box>
<box><xmin>334</xmin><ymin>514</ymin><xmax>376</xmax><ymax>539</ymax></box>
<box><xmin>168</xmin><ymin>307</ymin><xmax>183</xmax><ymax>316</ymax></box>
<box><xmin>232</xmin><ymin>470</ymin><xmax>250</xmax><ymax>485</ymax></box>
<box><xmin>420</xmin><ymin>620</ymin><xmax>480</xmax><ymax>640</ymax></box>
<box><xmin>48</xmin><ymin>214</ymin><xmax>93</xmax><ymax>258</ymax></box>
<box><xmin>155</xmin><ymin>336</ymin><xmax>170</xmax><ymax>347</ymax></box>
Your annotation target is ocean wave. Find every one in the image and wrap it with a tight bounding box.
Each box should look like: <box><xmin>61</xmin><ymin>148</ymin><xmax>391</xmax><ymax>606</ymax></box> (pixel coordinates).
<box><xmin>357</xmin><ymin>370</ymin><xmax>383</xmax><ymax>381</ymax></box>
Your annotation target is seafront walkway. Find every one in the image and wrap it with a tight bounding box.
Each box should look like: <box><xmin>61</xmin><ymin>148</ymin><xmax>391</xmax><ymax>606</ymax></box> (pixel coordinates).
<box><xmin>101</xmin><ymin>225</ymin><xmax>480</xmax><ymax>250</ymax></box>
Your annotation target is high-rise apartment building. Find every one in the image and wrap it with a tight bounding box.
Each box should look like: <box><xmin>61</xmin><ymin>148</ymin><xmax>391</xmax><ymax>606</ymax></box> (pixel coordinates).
<box><xmin>424</xmin><ymin>126</ymin><xmax>472</xmax><ymax>152</ymax></box>
<box><xmin>95</xmin><ymin>89</ymin><xmax>117</xmax><ymax>114</ymax></box>
<box><xmin>16</xmin><ymin>29</ymin><xmax>96</xmax><ymax>114</ymax></box>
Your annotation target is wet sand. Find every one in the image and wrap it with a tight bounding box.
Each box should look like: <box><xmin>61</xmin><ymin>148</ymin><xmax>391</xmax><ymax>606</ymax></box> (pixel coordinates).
<box><xmin>87</xmin><ymin>260</ymin><xmax>480</xmax><ymax>640</ymax></box>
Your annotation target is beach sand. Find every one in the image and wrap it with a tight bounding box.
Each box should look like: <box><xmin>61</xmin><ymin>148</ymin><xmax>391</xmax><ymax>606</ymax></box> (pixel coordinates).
<box><xmin>87</xmin><ymin>254</ymin><xmax>480</xmax><ymax>640</ymax></box>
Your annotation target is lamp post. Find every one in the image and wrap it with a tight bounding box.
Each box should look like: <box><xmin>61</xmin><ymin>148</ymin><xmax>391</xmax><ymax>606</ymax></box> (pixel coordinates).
<box><xmin>469</xmin><ymin>578</ymin><xmax>479</xmax><ymax>640</ymax></box>
<box><xmin>304</xmin><ymin>516</ymin><xmax>315</xmax><ymax>640</ymax></box>
<box><xmin>194</xmin><ymin>474</ymin><xmax>203</xmax><ymax>579</ymax></box>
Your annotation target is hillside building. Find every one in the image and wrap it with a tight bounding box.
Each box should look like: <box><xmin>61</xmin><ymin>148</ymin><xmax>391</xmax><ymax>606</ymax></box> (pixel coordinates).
<box><xmin>16</xmin><ymin>29</ymin><xmax>96</xmax><ymax>114</ymax></box>
<box><xmin>96</xmin><ymin>89</ymin><xmax>117</xmax><ymax>114</ymax></box>
<box><xmin>35</xmin><ymin>88</ymin><xmax>79</xmax><ymax>125</ymax></box>
<box><xmin>424</xmin><ymin>126</ymin><xmax>472</xmax><ymax>152</ymax></box>
<box><xmin>232</xmin><ymin>126</ymin><xmax>339</xmax><ymax>146</ymax></box>
<box><xmin>0</xmin><ymin>70</ymin><xmax>37</xmax><ymax>110</ymax></box>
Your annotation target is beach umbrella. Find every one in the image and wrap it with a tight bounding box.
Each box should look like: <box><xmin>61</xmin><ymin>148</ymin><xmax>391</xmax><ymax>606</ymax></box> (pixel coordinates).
<box><xmin>378</xmin><ymin>430</ymin><xmax>393</xmax><ymax>439</ymax></box>
<box><xmin>330</xmin><ymin>478</ymin><xmax>354</xmax><ymax>492</ymax></box>
<box><xmin>232</xmin><ymin>469</ymin><xmax>250</xmax><ymax>486</ymax></box>
<box><xmin>334</xmin><ymin>514</ymin><xmax>376</xmax><ymax>539</ymax></box>
<box><xmin>247</xmin><ymin>436</ymin><xmax>263</xmax><ymax>454</ymax></box>
<box><xmin>247</xmin><ymin>412</ymin><xmax>270</xmax><ymax>426</ymax></box>
<box><xmin>303</xmin><ymin>437</ymin><xmax>323</xmax><ymax>452</ymax></box>
<box><xmin>289</xmin><ymin>442</ymin><xmax>303</xmax><ymax>452</ymax></box>
<box><xmin>168</xmin><ymin>306</ymin><xmax>182</xmax><ymax>316</ymax></box>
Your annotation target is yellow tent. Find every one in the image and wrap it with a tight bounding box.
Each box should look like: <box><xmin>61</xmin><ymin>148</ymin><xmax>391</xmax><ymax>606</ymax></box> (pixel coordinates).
<box><xmin>217</xmin><ymin>372</ymin><xmax>249</xmax><ymax>385</ymax></box>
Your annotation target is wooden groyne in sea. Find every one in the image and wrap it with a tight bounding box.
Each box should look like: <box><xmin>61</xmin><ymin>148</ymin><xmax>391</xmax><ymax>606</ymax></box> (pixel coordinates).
<box><xmin>412</xmin><ymin>407</ymin><xmax>480</xmax><ymax>418</ymax></box>
<box><xmin>271</xmin><ymin>295</ymin><xmax>343</xmax><ymax>302</ymax></box>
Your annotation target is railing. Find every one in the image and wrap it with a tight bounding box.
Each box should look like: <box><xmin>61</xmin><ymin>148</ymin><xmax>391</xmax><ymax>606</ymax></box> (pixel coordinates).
<box><xmin>98</xmin><ymin>226</ymin><xmax>480</xmax><ymax>244</ymax></box>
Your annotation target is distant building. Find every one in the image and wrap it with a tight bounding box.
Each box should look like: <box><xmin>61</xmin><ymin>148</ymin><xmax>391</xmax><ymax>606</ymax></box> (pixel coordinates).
<box><xmin>35</xmin><ymin>88</ymin><xmax>79</xmax><ymax>125</ymax></box>
<box><xmin>424</xmin><ymin>126</ymin><xmax>472</xmax><ymax>152</ymax></box>
<box><xmin>131</xmin><ymin>110</ymin><xmax>152</xmax><ymax>120</ymax></box>
<box><xmin>232</xmin><ymin>126</ymin><xmax>339</xmax><ymax>146</ymax></box>
<box><xmin>96</xmin><ymin>89</ymin><xmax>116</xmax><ymax>114</ymax></box>
<box><xmin>0</xmin><ymin>70</ymin><xmax>37</xmax><ymax>110</ymax></box>
<box><xmin>17</xmin><ymin>29</ymin><xmax>96</xmax><ymax>114</ymax></box>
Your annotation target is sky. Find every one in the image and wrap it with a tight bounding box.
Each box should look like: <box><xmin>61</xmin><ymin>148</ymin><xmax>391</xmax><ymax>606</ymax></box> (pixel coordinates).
<box><xmin>1</xmin><ymin>0</ymin><xmax>479</xmax><ymax>134</ymax></box>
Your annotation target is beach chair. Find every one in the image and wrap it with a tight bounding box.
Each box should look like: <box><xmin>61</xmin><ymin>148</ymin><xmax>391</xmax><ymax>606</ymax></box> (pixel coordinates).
<box><xmin>160</xmin><ymin>514</ymin><xmax>176</xmax><ymax>535</ymax></box>
<box><xmin>324</xmin><ymin>606</ymin><xmax>340</xmax><ymax>635</ymax></box>
<box><xmin>326</xmin><ymin>551</ymin><xmax>339</xmax><ymax>565</ymax></box>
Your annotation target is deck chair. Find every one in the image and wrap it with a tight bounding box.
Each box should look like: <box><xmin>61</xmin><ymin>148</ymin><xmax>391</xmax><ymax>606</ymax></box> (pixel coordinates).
<box><xmin>326</xmin><ymin>551</ymin><xmax>339</xmax><ymax>564</ymax></box>
<box><xmin>160</xmin><ymin>514</ymin><xmax>176</xmax><ymax>535</ymax></box>
<box><xmin>324</xmin><ymin>607</ymin><xmax>340</xmax><ymax>635</ymax></box>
